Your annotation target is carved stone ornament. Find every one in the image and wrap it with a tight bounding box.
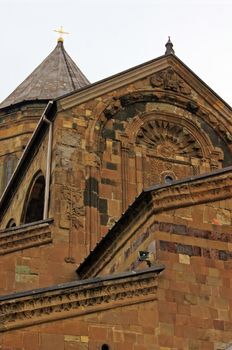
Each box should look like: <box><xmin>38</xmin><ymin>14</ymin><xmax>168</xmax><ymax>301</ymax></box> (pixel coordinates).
<box><xmin>0</xmin><ymin>269</ymin><xmax>161</xmax><ymax>332</ymax></box>
<box><xmin>152</xmin><ymin>172</ymin><xmax>232</xmax><ymax>213</ymax></box>
<box><xmin>0</xmin><ymin>221</ymin><xmax>52</xmax><ymax>255</ymax></box>
<box><xmin>60</xmin><ymin>186</ymin><xmax>84</xmax><ymax>229</ymax></box>
<box><xmin>136</xmin><ymin>120</ymin><xmax>203</xmax><ymax>158</ymax></box>
<box><xmin>150</xmin><ymin>68</ymin><xmax>191</xmax><ymax>95</ymax></box>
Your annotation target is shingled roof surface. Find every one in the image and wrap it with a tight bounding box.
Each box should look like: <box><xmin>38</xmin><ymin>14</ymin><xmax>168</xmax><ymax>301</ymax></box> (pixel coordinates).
<box><xmin>0</xmin><ymin>40</ymin><xmax>90</xmax><ymax>109</ymax></box>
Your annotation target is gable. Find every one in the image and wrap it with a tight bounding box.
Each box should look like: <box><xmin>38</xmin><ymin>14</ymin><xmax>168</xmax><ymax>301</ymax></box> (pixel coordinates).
<box><xmin>54</xmin><ymin>57</ymin><xmax>232</xmax><ymax>244</ymax></box>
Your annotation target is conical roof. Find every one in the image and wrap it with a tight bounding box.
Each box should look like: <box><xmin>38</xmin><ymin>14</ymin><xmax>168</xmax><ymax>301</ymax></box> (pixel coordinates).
<box><xmin>0</xmin><ymin>40</ymin><xmax>90</xmax><ymax>109</ymax></box>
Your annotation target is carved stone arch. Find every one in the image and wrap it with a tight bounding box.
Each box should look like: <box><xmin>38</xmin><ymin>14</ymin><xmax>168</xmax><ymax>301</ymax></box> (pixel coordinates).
<box><xmin>122</xmin><ymin>107</ymin><xmax>223</xmax><ymax>166</ymax></box>
<box><xmin>21</xmin><ymin>170</ymin><xmax>45</xmax><ymax>224</ymax></box>
<box><xmin>116</xmin><ymin>107</ymin><xmax>225</xmax><ymax>201</ymax></box>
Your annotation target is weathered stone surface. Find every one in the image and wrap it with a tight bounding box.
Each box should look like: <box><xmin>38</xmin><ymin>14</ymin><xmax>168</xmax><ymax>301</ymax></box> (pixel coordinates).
<box><xmin>0</xmin><ymin>46</ymin><xmax>232</xmax><ymax>350</ymax></box>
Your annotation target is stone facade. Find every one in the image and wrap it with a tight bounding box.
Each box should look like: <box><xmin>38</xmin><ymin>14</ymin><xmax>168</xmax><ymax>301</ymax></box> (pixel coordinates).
<box><xmin>0</xmin><ymin>49</ymin><xmax>232</xmax><ymax>349</ymax></box>
<box><xmin>0</xmin><ymin>102</ymin><xmax>47</xmax><ymax>196</ymax></box>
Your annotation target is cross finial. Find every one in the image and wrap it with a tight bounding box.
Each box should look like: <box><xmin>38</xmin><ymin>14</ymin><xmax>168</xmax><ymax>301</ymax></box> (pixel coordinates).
<box><xmin>53</xmin><ymin>26</ymin><xmax>70</xmax><ymax>43</ymax></box>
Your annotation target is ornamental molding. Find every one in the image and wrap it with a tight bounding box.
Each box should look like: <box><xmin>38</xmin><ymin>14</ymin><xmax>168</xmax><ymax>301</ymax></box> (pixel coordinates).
<box><xmin>0</xmin><ymin>268</ymin><xmax>163</xmax><ymax>332</ymax></box>
<box><xmin>152</xmin><ymin>172</ymin><xmax>232</xmax><ymax>212</ymax></box>
<box><xmin>0</xmin><ymin>221</ymin><xmax>52</xmax><ymax>255</ymax></box>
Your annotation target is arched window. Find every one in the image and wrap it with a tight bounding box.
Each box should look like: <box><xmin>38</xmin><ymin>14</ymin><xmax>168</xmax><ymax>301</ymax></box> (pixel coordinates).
<box><xmin>6</xmin><ymin>218</ymin><xmax>16</xmax><ymax>228</ymax></box>
<box><xmin>21</xmin><ymin>172</ymin><xmax>45</xmax><ymax>224</ymax></box>
<box><xmin>3</xmin><ymin>154</ymin><xmax>18</xmax><ymax>188</ymax></box>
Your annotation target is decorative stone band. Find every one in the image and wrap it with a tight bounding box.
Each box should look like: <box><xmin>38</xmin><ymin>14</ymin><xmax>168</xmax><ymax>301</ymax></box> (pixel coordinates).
<box><xmin>159</xmin><ymin>240</ymin><xmax>232</xmax><ymax>261</ymax></box>
<box><xmin>0</xmin><ymin>220</ymin><xmax>52</xmax><ymax>255</ymax></box>
<box><xmin>151</xmin><ymin>172</ymin><xmax>232</xmax><ymax>212</ymax></box>
<box><xmin>0</xmin><ymin>266</ymin><xmax>164</xmax><ymax>332</ymax></box>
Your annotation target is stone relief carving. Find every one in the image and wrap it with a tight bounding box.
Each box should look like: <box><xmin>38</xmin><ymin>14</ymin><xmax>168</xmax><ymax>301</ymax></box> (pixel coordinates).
<box><xmin>150</xmin><ymin>68</ymin><xmax>191</xmax><ymax>95</ymax></box>
<box><xmin>136</xmin><ymin>120</ymin><xmax>203</xmax><ymax>159</ymax></box>
<box><xmin>0</xmin><ymin>223</ymin><xmax>52</xmax><ymax>255</ymax></box>
<box><xmin>60</xmin><ymin>186</ymin><xmax>84</xmax><ymax>230</ymax></box>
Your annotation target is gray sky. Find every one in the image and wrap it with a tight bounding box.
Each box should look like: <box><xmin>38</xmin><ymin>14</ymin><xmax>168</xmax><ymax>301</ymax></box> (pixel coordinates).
<box><xmin>1</xmin><ymin>0</ymin><xmax>232</xmax><ymax>105</ymax></box>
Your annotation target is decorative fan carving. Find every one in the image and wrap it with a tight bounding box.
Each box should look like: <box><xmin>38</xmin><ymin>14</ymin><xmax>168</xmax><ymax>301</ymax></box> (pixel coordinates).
<box><xmin>136</xmin><ymin>120</ymin><xmax>203</xmax><ymax>158</ymax></box>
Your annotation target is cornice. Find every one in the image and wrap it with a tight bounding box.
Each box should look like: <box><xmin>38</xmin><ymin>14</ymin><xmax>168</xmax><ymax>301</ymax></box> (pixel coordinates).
<box><xmin>151</xmin><ymin>170</ymin><xmax>232</xmax><ymax>212</ymax></box>
<box><xmin>0</xmin><ymin>220</ymin><xmax>52</xmax><ymax>255</ymax></box>
<box><xmin>58</xmin><ymin>56</ymin><xmax>169</xmax><ymax>111</ymax></box>
<box><xmin>57</xmin><ymin>54</ymin><xmax>232</xmax><ymax>119</ymax></box>
<box><xmin>0</xmin><ymin>266</ymin><xmax>164</xmax><ymax>332</ymax></box>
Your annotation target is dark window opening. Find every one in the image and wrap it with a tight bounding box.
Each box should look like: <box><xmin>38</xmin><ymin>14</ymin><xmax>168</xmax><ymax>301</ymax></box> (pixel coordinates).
<box><xmin>164</xmin><ymin>175</ymin><xmax>174</xmax><ymax>184</ymax></box>
<box><xmin>23</xmin><ymin>174</ymin><xmax>45</xmax><ymax>224</ymax></box>
<box><xmin>101</xmin><ymin>345</ymin><xmax>110</xmax><ymax>350</ymax></box>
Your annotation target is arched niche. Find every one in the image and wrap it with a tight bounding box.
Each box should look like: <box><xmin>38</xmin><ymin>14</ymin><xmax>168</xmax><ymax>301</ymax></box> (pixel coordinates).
<box><xmin>120</xmin><ymin>109</ymin><xmax>224</xmax><ymax>182</ymax></box>
<box><xmin>6</xmin><ymin>218</ymin><xmax>16</xmax><ymax>229</ymax></box>
<box><xmin>21</xmin><ymin>172</ymin><xmax>45</xmax><ymax>224</ymax></box>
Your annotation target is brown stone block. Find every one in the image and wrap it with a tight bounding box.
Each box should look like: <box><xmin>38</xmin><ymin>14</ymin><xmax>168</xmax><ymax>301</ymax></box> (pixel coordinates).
<box><xmin>3</xmin><ymin>331</ymin><xmax>23</xmax><ymax>348</ymax></box>
<box><xmin>138</xmin><ymin>306</ymin><xmax>157</xmax><ymax>325</ymax></box>
<box><xmin>116</xmin><ymin>342</ymin><xmax>133</xmax><ymax>350</ymax></box>
<box><xmin>133</xmin><ymin>345</ymin><xmax>147</xmax><ymax>350</ymax></box>
<box><xmin>64</xmin><ymin>341</ymin><xmax>87</xmax><ymax>350</ymax></box>
<box><xmin>188</xmin><ymin>338</ymin><xmax>201</xmax><ymax>350</ymax></box>
<box><xmin>170</xmin><ymin>280</ymin><xmax>190</xmax><ymax>293</ymax></box>
<box><xmin>173</xmin><ymin>336</ymin><xmax>188</xmax><ymax>349</ymax></box>
<box><xmin>159</xmin><ymin>322</ymin><xmax>174</xmax><ymax>336</ymax></box>
<box><xmin>88</xmin><ymin>326</ymin><xmax>108</xmax><ymax>341</ymax></box>
<box><xmin>113</xmin><ymin>330</ymin><xmax>125</xmax><ymax>343</ymax></box>
<box><xmin>175</xmin><ymin>324</ymin><xmax>187</xmax><ymax>338</ymax></box>
<box><xmin>124</xmin><ymin>331</ymin><xmax>137</xmax><ymax>343</ymax></box>
<box><xmin>40</xmin><ymin>333</ymin><xmax>64</xmax><ymax>350</ymax></box>
<box><xmin>142</xmin><ymin>326</ymin><xmax>154</xmax><ymax>334</ymax></box>
<box><xmin>175</xmin><ymin>314</ymin><xmax>189</xmax><ymax>326</ymax></box>
<box><xmin>108</xmin><ymin>199</ymin><xmax>121</xmax><ymax>217</ymax></box>
<box><xmin>158</xmin><ymin>334</ymin><xmax>174</xmax><ymax>348</ymax></box>
<box><xmin>161</xmin><ymin>301</ymin><xmax>177</xmax><ymax>314</ymax></box>
<box><xmin>23</xmin><ymin>333</ymin><xmax>39</xmax><ymax>350</ymax></box>
<box><xmin>200</xmin><ymin>340</ymin><xmax>215</xmax><ymax>350</ymax></box>
<box><xmin>135</xmin><ymin>333</ymin><xmax>144</xmax><ymax>345</ymax></box>
<box><xmin>159</xmin><ymin>312</ymin><xmax>175</xmax><ymax>324</ymax></box>
<box><xmin>177</xmin><ymin>303</ymin><xmax>191</xmax><ymax>315</ymax></box>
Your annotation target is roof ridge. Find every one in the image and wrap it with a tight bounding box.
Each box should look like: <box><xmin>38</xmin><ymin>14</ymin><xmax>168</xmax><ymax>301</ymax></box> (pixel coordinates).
<box><xmin>60</xmin><ymin>43</ymin><xmax>76</xmax><ymax>91</ymax></box>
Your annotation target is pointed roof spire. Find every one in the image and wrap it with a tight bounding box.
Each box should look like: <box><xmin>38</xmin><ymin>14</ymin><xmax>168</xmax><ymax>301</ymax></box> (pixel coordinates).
<box><xmin>165</xmin><ymin>36</ymin><xmax>175</xmax><ymax>55</ymax></box>
<box><xmin>0</xmin><ymin>40</ymin><xmax>90</xmax><ymax>109</ymax></box>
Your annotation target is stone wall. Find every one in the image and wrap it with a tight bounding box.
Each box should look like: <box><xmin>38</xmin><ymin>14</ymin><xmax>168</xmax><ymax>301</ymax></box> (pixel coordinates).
<box><xmin>0</xmin><ymin>103</ymin><xmax>47</xmax><ymax>196</ymax></box>
<box><xmin>0</xmin><ymin>302</ymin><xmax>160</xmax><ymax>350</ymax></box>
<box><xmin>51</xmin><ymin>62</ymin><xmax>232</xmax><ymax>260</ymax></box>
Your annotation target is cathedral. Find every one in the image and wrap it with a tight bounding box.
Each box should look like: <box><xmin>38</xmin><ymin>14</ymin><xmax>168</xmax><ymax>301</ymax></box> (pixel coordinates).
<box><xmin>0</xmin><ymin>35</ymin><xmax>232</xmax><ymax>350</ymax></box>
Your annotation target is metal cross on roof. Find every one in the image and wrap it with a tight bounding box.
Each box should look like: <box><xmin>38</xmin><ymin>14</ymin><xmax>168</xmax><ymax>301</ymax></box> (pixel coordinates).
<box><xmin>53</xmin><ymin>26</ymin><xmax>70</xmax><ymax>42</ymax></box>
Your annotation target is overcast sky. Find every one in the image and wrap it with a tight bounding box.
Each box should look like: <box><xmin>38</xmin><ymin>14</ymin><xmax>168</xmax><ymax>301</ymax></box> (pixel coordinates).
<box><xmin>1</xmin><ymin>0</ymin><xmax>232</xmax><ymax>106</ymax></box>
